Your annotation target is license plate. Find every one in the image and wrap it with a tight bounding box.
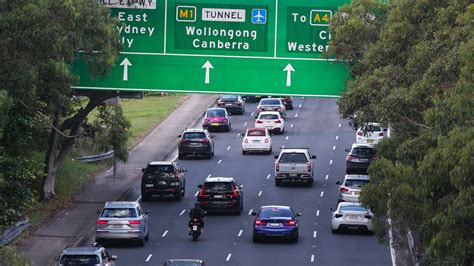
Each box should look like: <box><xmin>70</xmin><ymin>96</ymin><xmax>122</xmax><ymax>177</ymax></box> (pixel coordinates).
<box><xmin>214</xmin><ymin>195</ymin><xmax>224</xmax><ymax>199</ymax></box>
<box><xmin>269</xmin><ymin>223</ymin><xmax>281</xmax><ymax>227</ymax></box>
<box><xmin>359</xmin><ymin>158</ymin><xmax>369</xmax><ymax>162</ymax></box>
<box><xmin>192</xmin><ymin>225</ymin><xmax>198</xmax><ymax>230</ymax></box>
<box><xmin>353</xmin><ymin>191</ymin><xmax>360</xmax><ymax>195</ymax></box>
<box><xmin>289</xmin><ymin>173</ymin><xmax>297</xmax><ymax>177</ymax></box>
<box><xmin>145</xmin><ymin>184</ymin><xmax>154</xmax><ymax>188</ymax></box>
<box><xmin>253</xmin><ymin>140</ymin><xmax>260</xmax><ymax>143</ymax></box>
<box><xmin>211</xmin><ymin>123</ymin><xmax>220</xmax><ymax>126</ymax></box>
<box><xmin>367</xmin><ymin>139</ymin><xmax>374</xmax><ymax>143</ymax></box>
<box><xmin>113</xmin><ymin>225</ymin><xmax>122</xmax><ymax>228</ymax></box>
<box><xmin>348</xmin><ymin>215</ymin><xmax>358</xmax><ymax>219</ymax></box>
<box><xmin>225</xmin><ymin>103</ymin><xmax>232</xmax><ymax>106</ymax></box>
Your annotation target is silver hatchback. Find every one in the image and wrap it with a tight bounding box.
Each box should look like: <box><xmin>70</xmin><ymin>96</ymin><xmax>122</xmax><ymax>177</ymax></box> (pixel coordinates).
<box><xmin>95</xmin><ymin>201</ymin><xmax>150</xmax><ymax>246</ymax></box>
<box><xmin>336</xmin><ymin>174</ymin><xmax>370</xmax><ymax>203</ymax></box>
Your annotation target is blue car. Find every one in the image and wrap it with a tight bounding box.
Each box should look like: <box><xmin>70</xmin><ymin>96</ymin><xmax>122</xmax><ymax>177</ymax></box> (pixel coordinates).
<box><xmin>252</xmin><ymin>205</ymin><xmax>301</xmax><ymax>243</ymax></box>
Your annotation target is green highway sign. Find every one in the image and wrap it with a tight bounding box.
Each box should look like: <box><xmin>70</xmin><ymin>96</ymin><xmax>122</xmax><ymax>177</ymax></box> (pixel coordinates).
<box><xmin>74</xmin><ymin>0</ymin><xmax>351</xmax><ymax>97</ymax></box>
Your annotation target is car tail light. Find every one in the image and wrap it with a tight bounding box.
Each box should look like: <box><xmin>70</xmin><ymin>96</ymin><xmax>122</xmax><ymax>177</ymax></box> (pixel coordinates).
<box><xmin>198</xmin><ymin>190</ymin><xmax>208</xmax><ymax>197</ymax></box>
<box><xmin>364</xmin><ymin>215</ymin><xmax>372</xmax><ymax>219</ymax></box>
<box><xmin>235</xmin><ymin>102</ymin><xmax>242</xmax><ymax>106</ymax></box>
<box><xmin>357</xmin><ymin>131</ymin><xmax>363</xmax><ymax>136</ymax></box>
<box><xmin>203</xmin><ymin>119</ymin><xmax>209</xmax><ymax>124</ymax></box>
<box><xmin>202</xmin><ymin>138</ymin><xmax>209</xmax><ymax>143</ymax></box>
<box><xmin>276</xmin><ymin>107</ymin><xmax>282</xmax><ymax>111</ymax></box>
<box><xmin>340</xmin><ymin>187</ymin><xmax>349</xmax><ymax>193</ymax></box>
<box><xmin>284</xmin><ymin>220</ymin><xmax>296</xmax><ymax>226</ymax></box>
<box><xmin>378</xmin><ymin>132</ymin><xmax>384</xmax><ymax>137</ymax></box>
<box><xmin>255</xmin><ymin>220</ymin><xmax>267</xmax><ymax>225</ymax></box>
<box><xmin>275</xmin><ymin>163</ymin><xmax>280</xmax><ymax>171</ymax></box>
<box><xmin>175</xmin><ymin>174</ymin><xmax>180</xmax><ymax>181</ymax></box>
<box><xmin>256</xmin><ymin>120</ymin><xmax>263</xmax><ymax>124</ymax></box>
<box><xmin>244</xmin><ymin>138</ymin><xmax>249</xmax><ymax>143</ymax></box>
<box><xmin>346</xmin><ymin>155</ymin><xmax>354</xmax><ymax>161</ymax></box>
<box><xmin>97</xmin><ymin>220</ymin><xmax>108</xmax><ymax>225</ymax></box>
<box><xmin>264</xmin><ymin>138</ymin><xmax>269</xmax><ymax>143</ymax></box>
<box><xmin>129</xmin><ymin>220</ymin><xmax>141</xmax><ymax>225</ymax></box>
<box><xmin>223</xmin><ymin>118</ymin><xmax>228</xmax><ymax>123</ymax></box>
<box><xmin>274</xmin><ymin>120</ymin><xmax>281</xmax><ymax>124</ymax></box>
<box><xmin>227</xmin><ymin>190</ymin><xmax>239</xmax><ymax>197</ymax></box>
<box><xmin>307</xmin><ymin>163</ymin><xmax>312</xmax><ymax>172</ymax></box>
<box><xmin>335</xmin><ymin>214</ymin><xmax>343</xmax><ymax>218</ymax></box>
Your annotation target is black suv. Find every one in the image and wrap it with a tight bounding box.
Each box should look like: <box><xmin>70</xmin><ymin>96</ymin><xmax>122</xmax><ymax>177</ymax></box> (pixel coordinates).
<box><xmin>141</xmin><ymin>161</ymin><xmax>186</xmax><ymax>201</ymax></box>
<box><xmin>178</xmin><ymin>129</ymin><xmax>215</xmax><ymax>159</ymax></box>
<box><xmin>197</xmin><ymin>177</ymin><xmax>243</xmax><ymax>215</ymax></box>
<box><xmin>345</xmin><ymin>143</ymin><xmax>376</xmax><ymax>174</ymax></box>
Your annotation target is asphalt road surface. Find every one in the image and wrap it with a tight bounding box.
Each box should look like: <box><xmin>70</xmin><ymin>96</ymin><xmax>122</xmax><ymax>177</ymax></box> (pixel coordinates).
<box><xmin>95</xmin><ymin>98</ymin><xmax>392</xmax><ymax>266</ymax></box>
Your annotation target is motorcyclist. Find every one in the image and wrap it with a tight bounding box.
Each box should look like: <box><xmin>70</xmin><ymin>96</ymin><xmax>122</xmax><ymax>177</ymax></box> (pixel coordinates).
<box><xmin>189</xmin><ymin>202</ymin><xmax>206</xmax><ymax>230</ymax></box>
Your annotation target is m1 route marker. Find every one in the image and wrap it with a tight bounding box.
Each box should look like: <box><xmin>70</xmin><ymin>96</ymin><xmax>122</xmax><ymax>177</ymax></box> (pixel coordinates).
<box><xmin>73</xmin><ymin>0</ymin><xmax>351</xmax><ymax>97</ymax></box>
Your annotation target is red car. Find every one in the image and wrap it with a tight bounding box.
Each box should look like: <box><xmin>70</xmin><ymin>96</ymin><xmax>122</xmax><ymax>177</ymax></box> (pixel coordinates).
<box><xmin>202</xmin><ymin>107</ymin><xmax>231</xmax><ymax>132</ymax></box>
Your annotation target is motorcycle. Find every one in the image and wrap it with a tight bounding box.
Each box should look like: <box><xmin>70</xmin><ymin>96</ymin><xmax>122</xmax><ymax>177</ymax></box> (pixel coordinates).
<box><xmin>189</xmin><ymin>218</ymin><xmax>202</xmax><ymax>241</ymax></box>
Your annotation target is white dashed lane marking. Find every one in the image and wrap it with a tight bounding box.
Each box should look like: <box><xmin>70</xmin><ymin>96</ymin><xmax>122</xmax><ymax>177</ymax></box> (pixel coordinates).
<box><xmin>320</xmin><ymin>191</ymin><xmax>324</xmax><ymax>197</ymax></box>
<box><xmin>238</xmin><ymin>230</ymin><xmax>243</xmax><ymax>237</ymax></box>
<box><xmin>329</xmin><ymin>160</ymin><xmax>333</xmax><ymax>165</ymax></box>
<box><xmin>291</xmin><ymin>124</ymin><xmax>294</xmax><ymax>128</ymax></box>
<box><xmin>162</xmin><ymin>230</ymin><xmax>168</xmax><ymax>237</ymax></box>
<box><xmin>316</xmin><ymin>210</ymin><xmax>320</xmax><ymax>216</ymax></box>
<box><xmin>266</xmin><ymin>174</ymin><xmax>271</xmax><ymax>179</ymax></box>
<box><xmin>338</xmin><ymin>123</ymin><xmax>341</xmax><ymax>128</ymax></box>
<box><xmin>226</xmin><ymin>254</ymin><xmax>232</xmax><ymax>262</ymax></box>
<box><xmin>313</xmin><ymin>231</ymin><xmax>317</xmax><ymax>238</ymax></box>
<box><xmin>333</xmin><ymin>146</ymin><xmax>336</xmax><ymax>150</ymax></box>
<box><xmin>218</xmin><ymin>159</ymin><xmax>222</xmax><ymax>164</ymax></box>
<box><xmin>244</xmin><ymin>122</ymin><xmax>247</xmax><ymax>126</ymax></box>
<box><xmin>248</xmin><ymin>209</ymin><xmax>254</xmax><ymax>215</ymax></box>
<box><xmin>311</xmin><ymin>254</ymin><xmax>315</xmax><ymax>263</ymax></box>
<box><xmin>146</xmin><ymin>254</ymin><xmax>152</xmax><ymax>262</ymax></box>
<box><xmin>285</xmin><ymin>136</ymin><xmax>289</xmax><ymax>140</ymax></box>
<box><xmin>325</xmin><ymin>174</ymin><xmax>329</xmax><ymax>180</ymax></box>
<box><xmin>295</xmin><ymin>113</ymin><xmax>298</xmax><ymax>118</ymax></box>
<box><xmin>336</xmin><ymin>135</ymin><xmax>339</xmax><ymax>140</ymax></box>
<box><xmin>258</xmin><ymin>191</ymin><xmax>263</xmax><ymax>197</ymax></box>
<box><xmin>299</xmin><ymin>104</ymin><xmax>302</xmax><ymax>108</ymax></box>
<box><xmin>227</xmin><ymin>146</ymin><xmax>231</xmax><ymax>150</ymax></box>
<box><xmin>250</xmin><ymin>112</ymin><xmax>255</xmax><ymax>116</ymax></box>
<box><xmin>179</xmin><ymin>209</ymin><xmax>186</xmax><ymax>216</ymax></box>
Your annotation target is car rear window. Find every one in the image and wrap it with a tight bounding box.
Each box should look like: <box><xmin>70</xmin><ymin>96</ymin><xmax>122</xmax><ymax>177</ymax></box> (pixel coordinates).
<box><xmin>344</xmin><ymin>179</ymin><xmax>369</xmax><ymax>188</ymax></box>
<box><xmin>101</xmin><ymin>208</ymin><xmax>137</xmax><ymax>218</ymax></box>
<box><xmin>204</xmin><ymin>182</ymin><xmax>233</xmax><ymax>192</ymax></box>
<box><xmin>259</xmin><ymin>208</ymin><xmax>292</xmax><ymax>218</ymax></box>
<box><xmin>220</xmin><ymin>95</ymin><xmax>238</xmax><ymax>101</ymax></box>
<box><xmin>259</xmin><ymin>113</ymin><xmax>279</xmax><ymax>120</ymax></box>
<box><xmin>351</xmin><ymin>147</ymin><xmax>375</xmax><ymax>156</ymax></box>
<box><xmin>362</xmin><ymin>125</ymin><xmax>382</xmax><ymax>132</ymax></box>
<box><xmin>247</xmin><ymin>129</ymin><xmax>265</xmax><ymax>137</ymax></box>
<box><xmin>60</xmin><ymin>255</ymin><xmax>100</xmax><ymax>265</ymax></box>
<box><xmin>261</xmin><ymin>99</ymin><xmax>280</xmax><ymax>105</ymax></box>
<box><xmin>279</xmin><ymin>153</ymin><xmax>308</xmax><ymax>163</ymax></box>
<box><xmin>165</xmin><ymin>261</ymin><xmax>203</xmax><ymax>266</ymax></box>
<box><xmin>340</xmin><ymin>206</ymin><xmax>368</xmax><ymax>212</ymax></box>
<box><xmin>207</xmin><ymin>109</ymin><xmax>225</xmax><ymax>117</ymax></box>
<box><xmin>145</xmin><ymin>165</ymin><xmax>174</xmax><ymax>174</ymax></box>
<box><xmin>183</xmin><ymin>132</ymin><xmax>206</xmax><ymax>139</ymax></box>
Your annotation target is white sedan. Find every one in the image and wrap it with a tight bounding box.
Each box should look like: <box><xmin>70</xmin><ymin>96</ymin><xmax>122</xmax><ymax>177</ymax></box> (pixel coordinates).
<box><xmin>331</xmin><ymin>202</ymin><xmax>374</xmax><ymax>234</ymax></box>
<box><xmin>242</xmin><ymin>128</ymin><xmax>272</xmax><ymax>155</ymax></box>
<box><xmin>356</xmin><ymin>122</ymin><xmax>385</xmax><ymax>145</ymax></box>
<box><xmin>255</xmin><ymin>111</ymin><xmax>285</xmax><ymax>134</ymax></box>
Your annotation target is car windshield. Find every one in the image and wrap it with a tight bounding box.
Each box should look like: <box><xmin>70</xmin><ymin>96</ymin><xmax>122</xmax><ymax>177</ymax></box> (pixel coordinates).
<box><xmin>279</xmin><ymin>153</ymin><xmax>308</xmax><ymax>163</ymax></box>
<box><xmin>207</xmin><ymin>109</ymin><xmax>226</xmax><ymax>117</ymax></box>
<box><xmin>261</xmin><ymin>99</ymin><xmax>280</xmax><ymax>105</ymax></box>
<box><xmin>183</xmin><ymin>132</ymin><xmax>206</xmax><ymax>139</ymax></box>
<box><xmin>220</xmin><ymin>95</ymin><xmax>238</xmax><ymax>102</ymax></box>
<box><xmin>259</xmin><ymin>208</ymin><xmax>292</xmax><ymax>218</ymax></box>
<box><xmin>259</xmin><ymin>114</ymin><xmax>279</xmax><ymax>120</ymax></box>
<box><xmin>340</xmin><ymin>206</ymin><xmax>368</xmax><ymax>212</ymax></box>
<box><xmin>352</xmin><ymin>147</ymin><xmax>375</xmax><ymax>156</ymax></box>
<box><xmin>204</xmin><ymin>182</ymin><xmax>233</xmax><ymax>192</ymax></box>
<box><xmin>101</xmin><ymin>208</ymin><xmax>137</xmax><ymax>218</ymax></box>
<box><xmin>247</xmin><ymin>129</ymin><xmax>265</xmax><ymax>137</ymax></box>
<box><xmin>345</xmin><ymin>179</ymin><xmax>369</xmax><ymax>188</ymax></box>
<box><xmin>145</xmin><ymin>165</ymin><xmax>174</xmax><ymax>174</ymax></box>
<box><xmin>60</xmin><ymin>255</ymin><xmax>100</xmax><ymax>265</ymax></box>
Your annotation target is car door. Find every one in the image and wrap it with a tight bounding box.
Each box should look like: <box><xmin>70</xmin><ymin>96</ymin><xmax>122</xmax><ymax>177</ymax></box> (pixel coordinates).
<box><xmin>137</xmin><ymin>205</ymin><xmax>149</xmax><ymax>234</ymax></box>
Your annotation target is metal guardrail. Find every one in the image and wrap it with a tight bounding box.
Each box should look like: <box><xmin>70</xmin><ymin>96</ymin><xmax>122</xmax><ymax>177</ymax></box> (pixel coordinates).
<box><xmin>76</xmin><ymin>150</ymin><xmax>114</xmax><ymax>163</ymax></box>
<box><xmin>0</xmin><ymin>218</ymin><xmax>30</xmax><ymax>246</ymax></box>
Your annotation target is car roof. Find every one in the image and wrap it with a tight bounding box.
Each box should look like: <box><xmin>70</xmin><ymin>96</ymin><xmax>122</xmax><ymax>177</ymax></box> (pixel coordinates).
<box><xmin>351</xmin><ymin>143</ymin><xmax>373</xmax><ymax>149</ymax></box>
<box><xmin>338</xmin><ymin>202</ymin><xmax>364</xmax><ymax>207</ymax></box>
<box><xmin>260</xmin><ymin>205</ymin><xmax>291</xmax><ymax>210</ymax></box>
<box><xmin>258</xmin><ymin>111</ymin><xmax>280</xmax><ymax>115</ymax></box>
<box><xmin>344</xmin><ymin>174</ymin><xmax>370</xmax><ymax>180</ymax></box>
<box><xmin>207</xmin><ymin>107</ymin><xmax>226</xmax><ymax>111</ymax></box>
<box><xmin>183</xmin><ymin>128</ymin><xmax>207</xmax><ymax>133</ymax></box>
<box><xmin>260</xmin><ymin>98</ymin><xmax>281</xmax><ymax>102</ymax></box>
<box><xmin>166</xmin><ymin>259</ymin><xmax>204</xmax><ymax>262</ymax></box>
<box><xmin>62</xmin><ymin>247</ymin><xmax>101</xmax><ymax>256</ymax></box>
<box><xmin>205</xmin><ymin>177</ymin><xmax>235</xmax><ymax>183</ymax></box>
<box><xmin>148</xmin><ymin>161</ymin><xmax>174</xmax><ymax>166</ymax></box>
<box><xmin>246</xmin><ymin>127</ymin><xmax>266</xmax><ymax>132</ymax></box>
<box><xmin>104</xmin><ymin>201</ymin><xmax>139</xmax><ymax>208</ymax></box>
<box><xmin>280</xmin><ymin>148</ymin><xmax>309</xmax><ymax>153</ymax></box>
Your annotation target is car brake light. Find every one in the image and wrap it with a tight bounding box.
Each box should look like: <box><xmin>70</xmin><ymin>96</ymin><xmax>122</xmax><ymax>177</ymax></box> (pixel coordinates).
<box><xmin>255</xmin><ymin>220</ymin><xmax>267</xmax><ymax>225</ymax></box>
<box><xmin>357</xmin><ymin>131</ymin><xmax>363</xmax><ymax>136</ymax></box>
<box><xmin>97</xmin><ymin>220</ymin><xmax>108</xmax><ymax>225</ymax></box>
<box><xmin>307</xmin><ymin>163</ymin><xmax>311</xmax><ymax>172</ymax></box>
<box><xmin>227</xmin><ymin>190</ymin><xmax>238</xmax><ymax>197</ymax></box>
<box><xmin>340</xmin><ymin>187</ymin><xmax>349</xmax><ymax>193</ymax></box>
<box><xmin>244</xmin><ymin>138</ymin><xmax>249</xmax><ymax>143</ymax></box>
<box><xmin>129</xmin><ymin>220</ymin><xmax>141</xmax><ymax>225</ymax></box>
<box><xmin>276</xmin><ymin>107</ymin><xmax>281</xmax><ymax>111</ymax></box>
<box><xmin>346</xmin><ymin>155</ymin><xmax>354</xmax><ymax>161</ymax></box>
<box><xmin>264</xmin><ymin>138</ymin><xmax>269</xmax><ymax>143</ymax></box>
<box><xmin>274</xmin><ymin>120</ymin><xmax>281</xmax><ymax>124</ymax></box>
<box><xmin>284</xmin><ymin>220</ymin><xmax>296</xmax><ymax>226</ymax></box>
<box><xmin>202</xmin><ymin>138</ymin><xmax>209</xmax><ymax>143</ymax></box>
<box><xmin>175</xmin><ymin>174</ymin><xmax>180</xmax><ymax>181</ymax></box>
<box><xmin>275</xmin><ymin>163</ymin><xmax>279</xmax><ymax>171</ymax></box>
<box><xmin>198</xmin><ymin>189</ymin><xmax>208</xmax><ymax>197</ymax></box>
<box><xmin>364</xmin><ymin>215</ymin><xmax>372</xmax><ymax>219</ymax></box>
<box><xmin>378</xmin><ymin>132</ymin><xmax>384</xmax><ymax>137</ymax></box>
<box><xmin>256</xmin><ymin>120</ymin><xmax>263</xmax><ymax>124</ymax></box>
<box><xmin>203</xmin><ymin>119</ymin><xmax>209</xmax><ymax>123</ymax></box>
<box><xmin>235</xmin><ymin>102</ymin><xmax>242</xmax><ymax>106</ymax></box>
<box><xmin>335</xmin><ymin>214</ymin><xmax>343</xmax><ymax>218</ymax></box>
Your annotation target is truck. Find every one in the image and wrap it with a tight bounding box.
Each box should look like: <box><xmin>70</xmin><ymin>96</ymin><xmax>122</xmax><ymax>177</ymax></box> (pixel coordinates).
<box><xmin>274</xmin><ymin>148</ymin><xmax>317</xmax><ymax>187</ymax></box>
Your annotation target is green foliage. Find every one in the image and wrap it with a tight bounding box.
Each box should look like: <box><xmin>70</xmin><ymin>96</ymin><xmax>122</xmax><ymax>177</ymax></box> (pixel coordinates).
<box><xmin>0</xmin><ymin>245</ymin><xmax>32</xmax><ymax>266</ymax></box>
<box><xmin>333</xmin><ymin>0</ymin><xmax>473</xmax><ymax>263</ymax></box>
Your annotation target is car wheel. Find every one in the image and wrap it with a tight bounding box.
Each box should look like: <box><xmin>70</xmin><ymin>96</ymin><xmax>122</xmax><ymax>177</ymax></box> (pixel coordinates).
<box><xmin>206</xmin><ymin>153</ymin><xmax>212</xmax><ymax>159</ymax></box>
<box><xmin>307</xmin><ymin>179</ymin><xmax>314</xmax><ymax>187</ymax></box>
<box><xmin>291</xmin><ymin>232</ymin><xmax>299</xmax><ymax>243</ymax></box>
<box><xmin>267</xmin><ymin>147</ymin><xmax>272</xmax><ymax>155</ymax></box>
<box><xmin>331</xmin><ymin>228</ymin><xmax>338</xmax><ymax>234</ymax></box>
<box><xmin>175</xmin><ymin>192</ymin><xmax>182</xmax><ymax>201</ymax></box>
<box><xmin>275</xmin><ymin>179</ymin><xmax>282</xmax><ymax>186</ymax></box>
<box><xmin>137</xmin><ymin>237</ymin><xmax>145</xmax><ymax>247</ymax></box>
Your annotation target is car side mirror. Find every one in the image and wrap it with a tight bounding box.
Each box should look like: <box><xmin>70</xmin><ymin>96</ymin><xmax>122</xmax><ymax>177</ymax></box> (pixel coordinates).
<box><xmin>145</xmin><ymin>210</ymin><xmax>151</xmax><ymax>215</ymax></box>
<box><xmin>141</xmin><ymin>168</ymin><xmax>146</xmax><ymax>172</ymax></box>
<box><xmin>111</xmin><ymin>255</ymin><xmax>118</xmax><ymax>260</ymax></box>
<box><xmin>178</xmin><ymin>135</ymin><xmax>182</xmax><ymax>138</ymax></box>
<box><xmin>311</xmin><ymin>155</ymin><xmax>317</xmax><ymax>159</ymax></box>
<box><xmin>198</xmin><ymin>184</ymin><xmax>203</xmax><ymax>189</ymax></box>
<box><xmin>296</xmin><ymin>212</ymin><xmax>302</xmax><ymax>217</ymax></box>
<box><xmin>335</xmin><ymin>181</ymin><xmax>341</xmax><ymax>185</ymax></box>
<box><xmin>274</xmin><ymin>155</ymin><xmax>278</xmax><ymax>159</ymax></box>
<box><xmin>330</xmin><ymin>207</ymin><xmax>334</xmax><ymax>211</ymax></box>
<box><xmin>254</xmin><ymin>115</ymin><xmax>258</xmax><ymax>118</ymax></box>
<box><xmin>345</xmin><ymin>148</ymin><xmax>350</xmax><ymax>152</ymax></box>
<box><xmin>251</xmin><ymin>211</ymin><xmax>257</xmax><ymax>216</ymax></box>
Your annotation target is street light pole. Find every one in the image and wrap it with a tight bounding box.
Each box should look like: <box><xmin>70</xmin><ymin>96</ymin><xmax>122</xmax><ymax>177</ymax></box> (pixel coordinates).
<box><xmin>113</xmin><ymin>92</ymin><xmax>120</xmax><ymax>178</ymax></box>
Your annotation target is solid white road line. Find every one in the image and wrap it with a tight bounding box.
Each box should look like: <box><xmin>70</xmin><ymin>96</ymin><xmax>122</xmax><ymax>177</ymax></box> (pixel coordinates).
<box><xmin>325</xmin><ymin>174</ymin><xmax>329</xmax><ymax>180</ymax></box>
<box><xmin>218</xmin><ymin>159</ymin><xmax>222</xmax><ymax>164</ymax></box>
<box><xmin>179</xmin><ymin>209</ymin><xmax>186</xmax><ymax>216</ymax></box>
<box><xmin>146</xmin><ymin>254</ymin><xmax>152</xmax><ymax>262</ymax></box>
<box><xmin>248</xmin><ymin>209</ymin><xmax>254</xmax><ymax>215</ymax></box>
<box><xmin>336</xmin><ymin>135</ymin><xmax>339</xmax><ymax>140</ymax></box>
<box><xmin>285</xmin><ymin>136</ymin><xmax>289</xmax><ymax>140</ymax></box>
<box><xmin>311</xmin><ymin>254</ymin><xmax>315</xmax><ymax>263</ymax></box>
<box><xmin>162</xmin><ymin>230</ymin><xmax>168</xmax><ymax>237</ymax></box>
<box><xmin>194</xmin><ymin>191</ymin><xmax>199</xmax><ymax>197</ymax></box>
<box><xmin>238</xmin><ymin>230</ymin><xmax>243</xmax><ymax>237</ymax></box>
<box><xmin>333</xmin><ymin>146</ymin><xmax>336</xmax><ymax>150</ymax></box>
<box><xmin>316</xmin><ymin>210</ymin><xmax>320</xmax><ymax>216</ymax></box>
<box><xmin>320</xmin><ymin>191</ymin><xmax>324</xmax><ymax>197</ymax></box>
<box><xmin>295</xmin><ymin>113</ymin><xmax>298</xmax><ymax>118</ymax></box>
<box><xmin>291</xmin><ymin>124</ymin><xmax>294</xmax><ymax>128</ymax></box>
<box><xmin>330</xmin><ymin>160</ymin><xmax>333</xmax><ymax>165</ymax></box>
<box><xmin>226</xmin><ymin>254</ymin><xmax>232</xmax><ymax>262</ymax></box>
<box><xmin>313</xmin><ymin>231</ymin><xmax>317</xmax><ymax>238</ymax></box>
<box><xmin>258</xmin><ymin>191</ymin><xmax>262</xmax><ymax>197</ymax></box>
<box><xmin>266</xmin><ymin>174</ymin><xmax>271</xmax><ymax>179</ymax></box>
<box><xmin>227</xmin><ymin>146</ymin><xmax>231</xmax><ymax>150</ymax></box>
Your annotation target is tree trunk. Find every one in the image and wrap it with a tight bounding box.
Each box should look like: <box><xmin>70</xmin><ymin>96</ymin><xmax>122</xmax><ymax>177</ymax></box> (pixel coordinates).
<box><xmin>42</xmin><ymin>92</ymin><xmax>115</xmax><ymax>201</ymax></box>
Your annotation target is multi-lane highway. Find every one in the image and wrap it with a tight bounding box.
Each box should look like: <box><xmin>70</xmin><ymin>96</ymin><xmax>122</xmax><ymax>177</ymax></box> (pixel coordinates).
<box><xmin>95</xmin><ymin>97</ymin><xmax>392</xmax><ymax>265</ymax></box>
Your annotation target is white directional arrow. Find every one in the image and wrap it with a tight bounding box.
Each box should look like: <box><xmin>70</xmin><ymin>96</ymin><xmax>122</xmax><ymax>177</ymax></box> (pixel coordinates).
<box><xmin>120</xmin><ymin>58</ymin><xmax>132</xmax><ymax>81</ymax></box>
<box><xmin>283</xmin><ymin>64</ymin><xmax>295</xmax><ymax>87</ymax></box>
<box><xmin>202</xmin><ymin>61</ymin><xmax>214</xmax><ymax>84</ymax></box>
